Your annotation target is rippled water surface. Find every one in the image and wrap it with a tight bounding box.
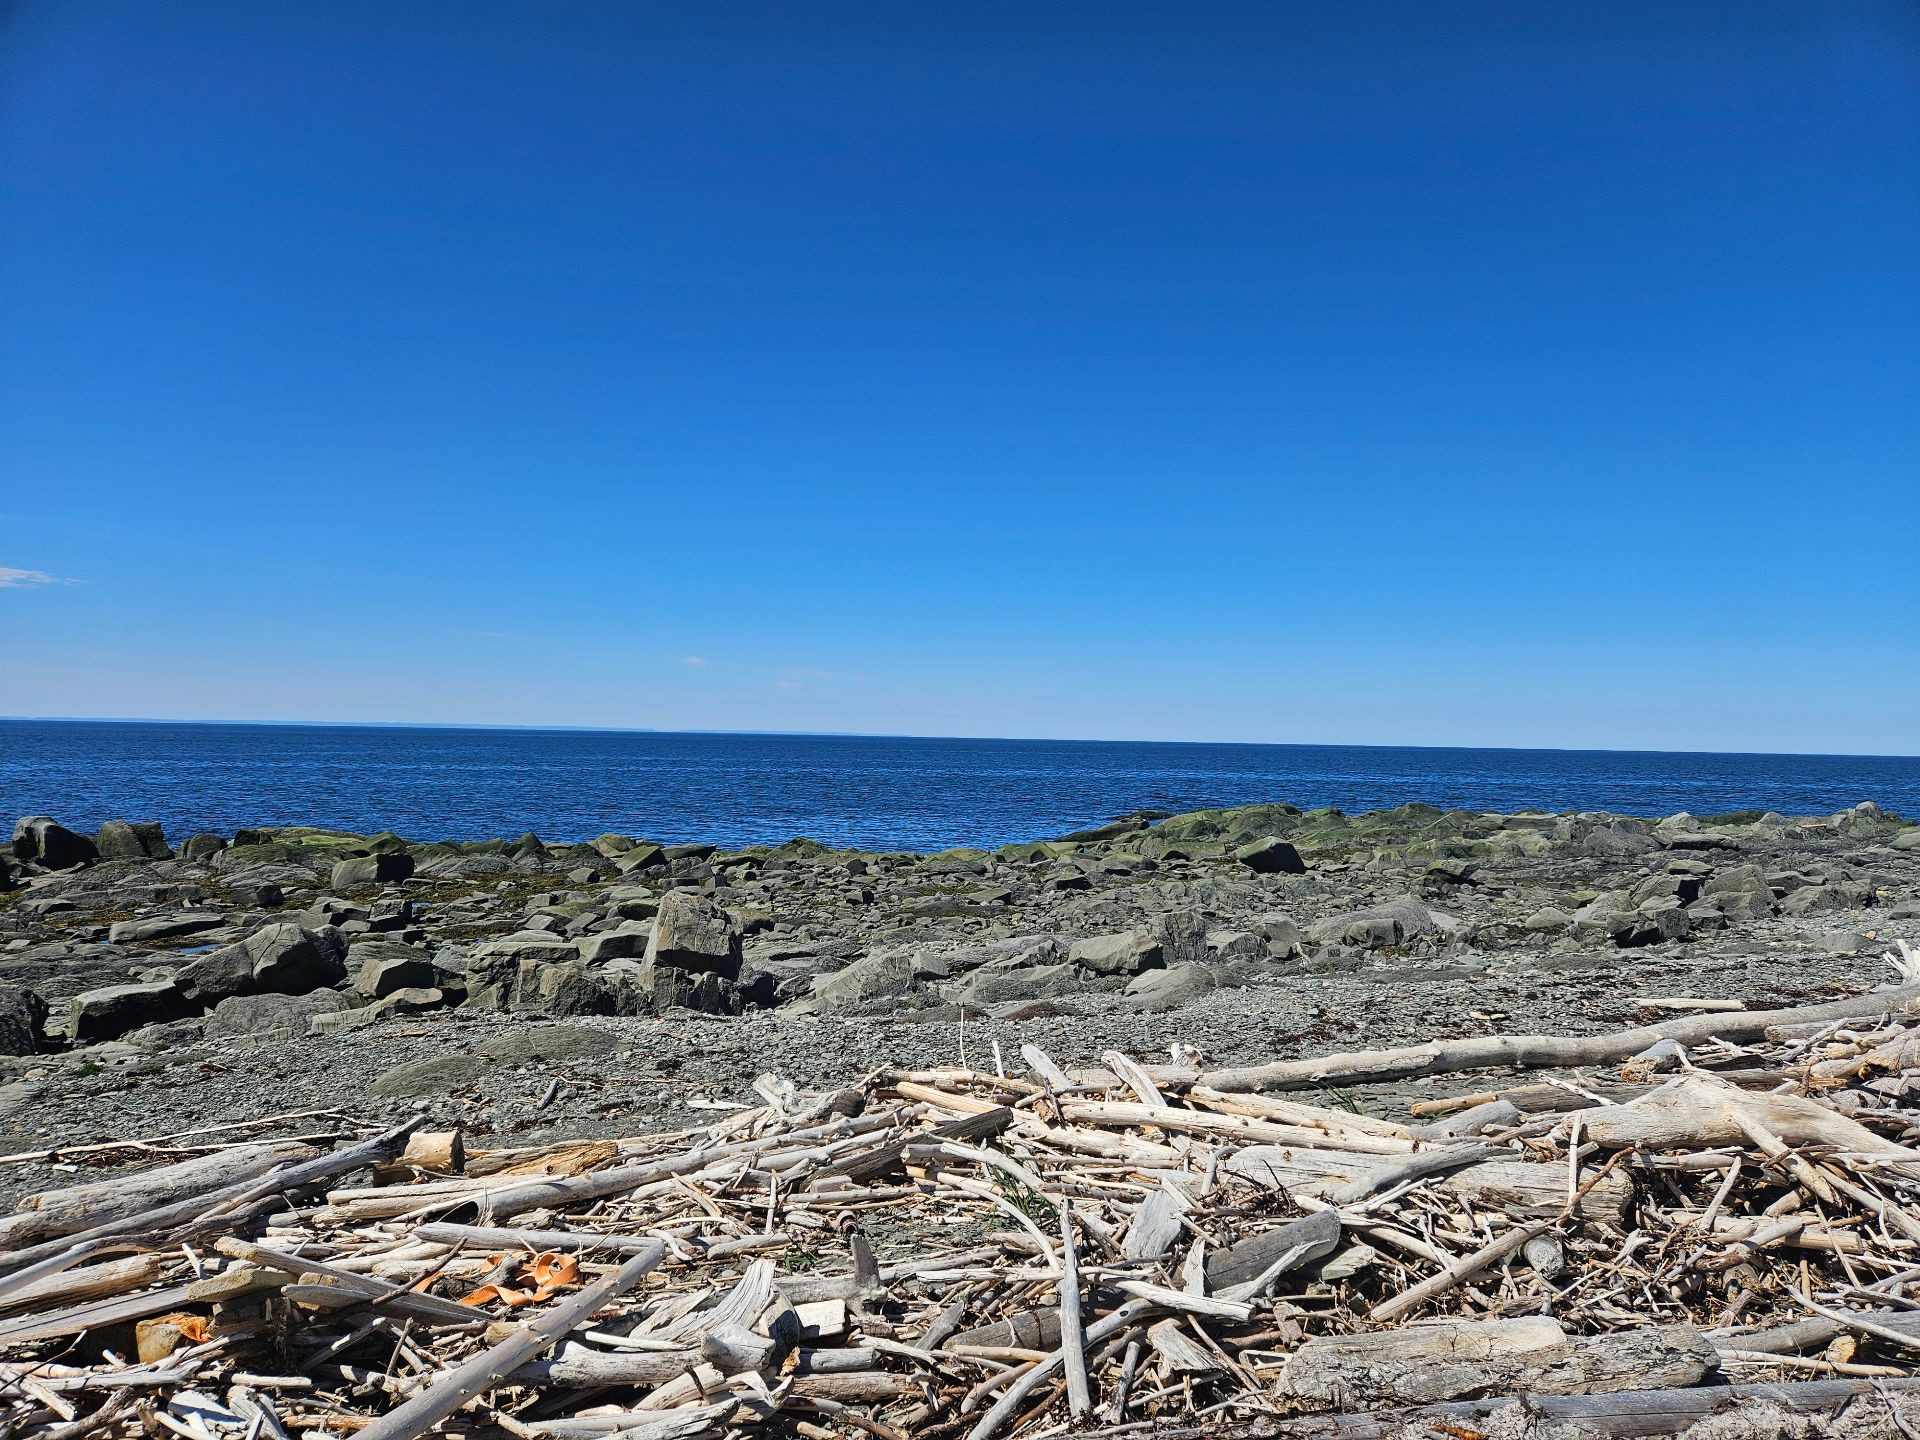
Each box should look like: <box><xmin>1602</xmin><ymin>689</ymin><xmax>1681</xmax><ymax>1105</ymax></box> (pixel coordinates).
<box><xmin>2</xmin><ymin>720</ymin><xmax>1916</xmax><ymax>851</ymax></box>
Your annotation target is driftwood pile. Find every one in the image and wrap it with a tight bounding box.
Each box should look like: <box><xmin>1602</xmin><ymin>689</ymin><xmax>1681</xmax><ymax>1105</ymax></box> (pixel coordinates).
<box><xmin>5</xmin><ymin>972</ymin><xmax>1920</xmax><ymax>1440</ymax></box>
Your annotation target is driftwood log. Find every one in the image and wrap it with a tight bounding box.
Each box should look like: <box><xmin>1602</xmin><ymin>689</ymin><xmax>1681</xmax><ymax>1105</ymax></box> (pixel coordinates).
<box><xmin>1278</xmin><ymin>1315</ymin><xmax>1717</xmax><ymax>1406</ymax></box>
<box><xmin>1193</xmin><ymin>982</ymin><xmax>1920</xmax><ymax>1092</ymax></box>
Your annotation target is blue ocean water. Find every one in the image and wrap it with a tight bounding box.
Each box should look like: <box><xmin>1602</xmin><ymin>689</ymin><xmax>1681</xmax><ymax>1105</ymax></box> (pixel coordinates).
<box><xmin>1</xmin><ymin>720</ymin><xmax>1915</xmax><ymax>853</ymax></box>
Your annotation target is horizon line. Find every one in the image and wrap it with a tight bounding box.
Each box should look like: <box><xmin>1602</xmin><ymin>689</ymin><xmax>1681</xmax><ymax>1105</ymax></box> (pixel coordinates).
<box><xmin>3</xmin><ymin>713</ymin><xmax>1916</xmax><ymax>764</ymax></box>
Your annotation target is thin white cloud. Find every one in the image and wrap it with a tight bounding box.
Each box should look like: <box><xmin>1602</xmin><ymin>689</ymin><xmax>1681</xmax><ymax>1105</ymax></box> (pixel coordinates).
<box><xmin>0</xmin><ymin>566</ymin><xmax>78</xmax><ymax>589</ymax></box>
<box><xmin>682</xmin><ymin>655</ymin><xmax>709</xmax><ymax>666</ymax></box>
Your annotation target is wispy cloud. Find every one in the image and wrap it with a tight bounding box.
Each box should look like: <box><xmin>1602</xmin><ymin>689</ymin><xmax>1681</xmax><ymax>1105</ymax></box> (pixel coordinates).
<box><xmin>682</xmin><ymin>656</ymin><xmax>867</xmax><ymax>688</ymax></box>
<box><xmin>0</xmin><ymin>566</ymin><xmax>79</xmax><ymax>589</ymax></box>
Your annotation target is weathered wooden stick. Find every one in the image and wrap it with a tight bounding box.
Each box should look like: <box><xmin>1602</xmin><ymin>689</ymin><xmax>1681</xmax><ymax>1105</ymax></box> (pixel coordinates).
<box><xmin>481</xmin><ymin>1111</ymin><xmax>901</xmax><ymax>1218</ymax></box>
<box><xmin>1060</xmin><ymin>1099</ymin><xmax>1412</xmax><ymax>1154</ymax></box>
<box><xmin>1020</xmin><ymin>1044</ymin><xmax>1073</xmax><ymax>1092</ymax></box>
<box><xmin>1197</xmin><ymin>984</ymin><xmax>1920</xmax><ymax>1092</ymax></box>
<box><xmin>1369</xmin><ymin>1222</ymin><xmax>1546</xmax><ymax>1323</ymax></box>
<box><xmin>215</xmin><ymin>1238</ymin><xmax>481</xmax><ymax>1326</ymax></box>
<box><xmin>1057</xmin><ymin>1207</ymin><xmax>1090</xmax><ymax>1419</ymax></box>
<box><xmin>413</xmin><ymin>1221</ymin><xmax>670</xmax><ymax>1256</ymax></box>
<box><xmin>509</xmin><ymin>1341</ymin><xmax>697</xmax><ymax>1387</ymax></box>
<box><xmin>349</xmin><ymin>1242</ymin><xmax>666</xmax><ymax>1440</ymax></box>
<box><xmin>0</xmin><ymin>1282</ymin><xmax>197</xmax><ymax>1346</ymax></box>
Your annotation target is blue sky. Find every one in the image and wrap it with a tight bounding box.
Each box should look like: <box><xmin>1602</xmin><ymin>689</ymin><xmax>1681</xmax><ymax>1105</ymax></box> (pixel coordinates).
<box><xmin>2</xmin><ymin>1</ymin><xmax>1916</xmax><ymax>753</ymax></box>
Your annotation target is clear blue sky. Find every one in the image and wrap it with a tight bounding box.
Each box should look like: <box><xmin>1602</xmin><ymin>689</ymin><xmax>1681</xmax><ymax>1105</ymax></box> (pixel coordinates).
<box><xmin>2</xmin><ymin>2</ymin><xmax>1915</xmax><ymax>753</ymax></box>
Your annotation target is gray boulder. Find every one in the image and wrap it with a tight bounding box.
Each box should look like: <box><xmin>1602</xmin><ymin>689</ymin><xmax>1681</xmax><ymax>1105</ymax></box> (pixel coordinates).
<box><xmin>645</xmin><ymin>893</ymin><xmax>742</xmax><ymax>977</ymax></box>
<box><xmin>0</xmin><ymin>984</ymin><xmax>49</xmax><ymax>1055</ymax></box>
<box><xmin>1067</xmin><ymin>930</ymin><xmax>1165</xmax><ymax>977</ymax></box>
<box><xmin>947</xmin><ymin>961</ymin><xmax>1095</xmax><ymax>1007</ymax></box>
<box><xmin>204</xmin><ymin>989</ymin><xmax>355</xmax><ymax>1039</ymax></box>
<box><xmin>228</xmin><ymin>880</ymin><xmax>286</xmax><ymax>908</ymax></box>
<box><xmin>338</xmin><ymin>987</ymin><xmax>450</xmax><ymax>1025</ymax></box>
<box><xmin>606</xmin><ymin>890</ymin><xmax>661</xmax><ymax>922</ymax></box>
<box><xmin>510</xmin><ymin>958</ymin><xmax>615</xmax><ymax>1016</ymax></box>
<box><xmin>739</xmin><ymin>955</ymin><xmax>832</xmax><ymax>1007</ymax></box>
<box><xmin>1145</xmin><ymin>910</ymin><xmax>1211</xmax><ymax>966</ymax></box>
<box><xmin>95</xmin><ymin>820</ymin><xmax>171</xmax><ymax>861</ymax></box>
<box><xmin>1124</xmin><ymin>960</ymin><xmax>1284</xmax><ymax>1012</ymax></box>
<box><xmin>1235</xmin><ymin>837</ymin><xmax>1306</xmax><ymax>874</ymax></box>
<box><xmin>12</xmin><ymin>816</ymin><xmax>96</xmax><ymax>870</ymax></box>
<box><xmin>177</xmin><ymin>923</ymin><xmax>348</xmax><ymax>1004</ymax></box>
<box><xmin>248</xmin><ymin>921</ymin><xmax>349</xmax><ymax>993</ymax></box>
<box><xmin>174</xmin><ymin>944</ymin><xmax>256</xmax><ymax>1006</ymax></box>
<box><xmin>806</xmin><ymin>952</ymin><xmax>940</xmax><ymax>1014</ymax></box>
<box><xmin>1306</xmin><ymin>896</ymin><xmax>1438</xmax><ymax>950</ymax></box>
<box><xmin>1250</xmin><ymin>913</ymin><xmax>1304</xmax><ymax>958</ymax></box>
<box><xmin>614</xmin><ymin>960</ymin><xmax>743</xmax><ymax>1015</ymax></box>
<box><xmin>1701</xmin><ymin>864</ymin><xmax>1774</xmax><ymax>920</ymax></box>
<box><xmin>471</xmin><ymin>932</ymin><xmax>580</xmax><ymax>966</ymax></box>
<box><xmin>332</xmin><ymin>853</ymin><xmax>415</xmax><ymax>890</ymax></box>
<box><xmin>353</xmin><ymin>947</ymin><xmax>441</xmax><ymax>999</ymax></box>
<box><xmin>107</xmin><ymin>912</ymin><xmax>225</xmax><ymax>945</ymax></box>
<box><xmin>65</xmin><ymin>978</ymin><xmax>193</xmax><ymax>1043</ymax></box>
<box><xmin>614</xmin><ymin>844</ymin><xmax>668</xmax><ymax>873</ymax></box>
<box><xmin>1207</xmin><ymin>929</ymin><xmax>1269</xmax><ymax>960</ymax></box>
<box><xmin>1779</xmin><ymin>884</ymin><xmax>1857</xmax><ymax>918</ymax></box>
<box><xmin>181</xmin><ymin>833</ymin><xmax>228</xmax><ymax>861</ymax></box>
<box><xmin>578</xmin><ymin>922</ymin><xmax>653</xmax><ymax>964</ymax></box>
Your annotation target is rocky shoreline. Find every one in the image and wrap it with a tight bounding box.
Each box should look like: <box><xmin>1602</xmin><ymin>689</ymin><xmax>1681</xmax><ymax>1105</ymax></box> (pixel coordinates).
<box><xmin>3</xmin><ymin>800</ymin><xmax>1916</xmax><ymax>1200</ymax></box>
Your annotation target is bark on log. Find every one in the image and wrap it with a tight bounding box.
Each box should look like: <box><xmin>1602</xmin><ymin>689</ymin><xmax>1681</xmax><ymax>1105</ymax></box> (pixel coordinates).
<box><xmin>1278</xmin><ymin>1316</ymin><xmax>1716</xmax><ymax>1407</ymax></box>
<box><xmin>1252</xmin><ymin>1376</ymin><xmax>1920</xmax><ymax>1440</ymax></box>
